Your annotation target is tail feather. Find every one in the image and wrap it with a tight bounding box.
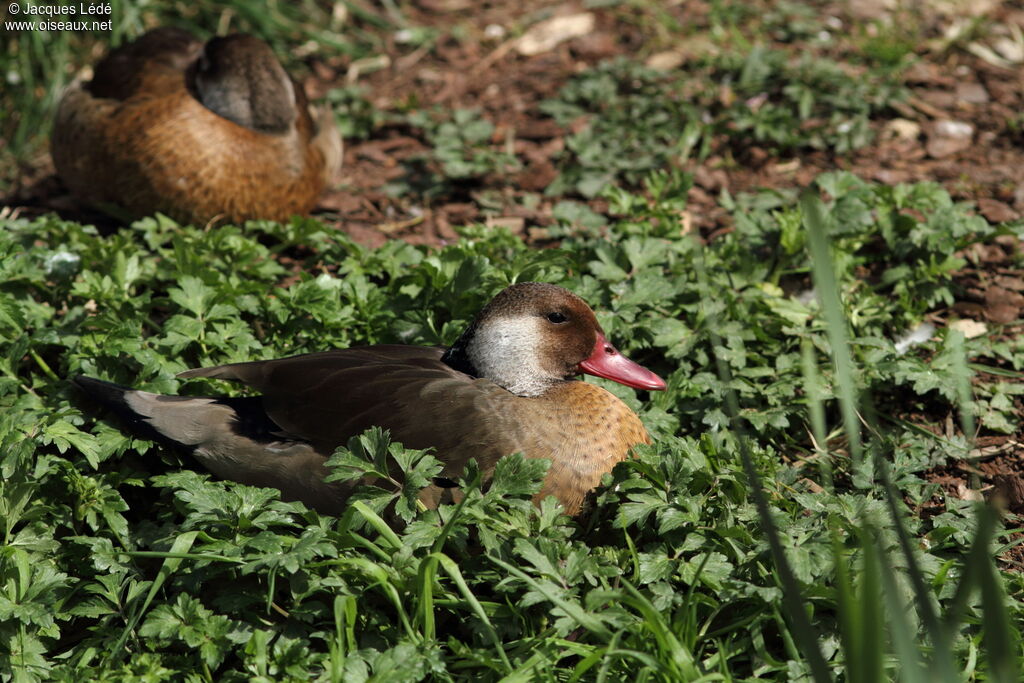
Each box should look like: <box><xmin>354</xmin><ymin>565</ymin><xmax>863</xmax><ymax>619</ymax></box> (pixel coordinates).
<box><xmin>74</xmin><ymin>375</ymin><xmax>234</xmax><ymax>448</ymax></box>
<box><xmin>74</xmin><ymin>376</ymin><xmax>181</xmax><ymax>446</ymax></box>
<box><xmin>73</xmin><ymin>375</ymin><xmax>353</xmax><ymax>514</ymax></box>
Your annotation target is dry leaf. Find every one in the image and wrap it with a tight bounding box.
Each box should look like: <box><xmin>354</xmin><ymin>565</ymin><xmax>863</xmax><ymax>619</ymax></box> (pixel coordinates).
<box><xmin>948</xmin><ymin>318</ymin><xmax>987</xmax><ymax>339</ymax></box>
<box><xmin>486</xmin><ymin>216</ymin><xmax>526</xmax><ymax>234</ymax></box>
<box><xmin>516</xmin><ymin>13</ymin><xmax>595</xmax><ymax>56</ymax></box>
<box><xmin>955</xmin><ymin>483</ymin><xmax>985</xmax><ymax>502</ymax></box>
<box><xmin>646</xmin><ymin>50</ymin><xmax>686</xmax><ymax>71</ymax></box>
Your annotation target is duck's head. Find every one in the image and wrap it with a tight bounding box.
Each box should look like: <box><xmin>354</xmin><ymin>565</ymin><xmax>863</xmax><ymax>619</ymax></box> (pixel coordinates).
<box><xmin>442</xmin><ymin>282</ymin><xmax>666</xmax><ymax>397</ymax></box>
<box><xmin>193</xmin><ymin>33</ymin><xmax>297</xmax><ymax>134</ymax></box>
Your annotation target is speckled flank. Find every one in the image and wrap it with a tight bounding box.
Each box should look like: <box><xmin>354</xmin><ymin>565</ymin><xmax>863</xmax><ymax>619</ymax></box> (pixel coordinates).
<box><xmin>527</xmin><ymin>381</ymin><xmax>650</xmax><ymax>515</ymax></box>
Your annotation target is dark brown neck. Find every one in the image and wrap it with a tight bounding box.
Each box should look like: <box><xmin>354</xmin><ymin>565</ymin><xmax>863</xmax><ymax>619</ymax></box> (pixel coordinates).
<box><xmin>441</xmin><ymin>324</ymin><xmax>480</xmax><ymax>377</ymax></box>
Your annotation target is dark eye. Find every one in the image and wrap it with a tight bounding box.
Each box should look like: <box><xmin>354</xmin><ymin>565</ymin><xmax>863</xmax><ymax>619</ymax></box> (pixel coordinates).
<box><xmin>546</xmin><ymin>312</ymin><xmax>568</xmax><ymax>324</ymax></box>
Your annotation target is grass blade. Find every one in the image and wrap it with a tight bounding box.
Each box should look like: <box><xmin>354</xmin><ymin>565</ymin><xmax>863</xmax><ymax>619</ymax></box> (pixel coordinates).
<box><xmin>415</xmin><ymin>553</ymin><xmax>439</xmax><ymax>641</ymax></box>
<box><xmin>800</xmin><ymin>191</ymin><xmax>861</xmax><ymax>463</ymax></box>
<box><xmin>435</xmin><ymin>553</ymin><xmax>513</xmax><ymax>673</ymax></box>
<box><xmin>489</xmin><ymin>555</ymin><xmax>612</xmax><ymax>641</ymax></box>
<box><xmin>942</xmin><ymin>505</ymin><xmax>1019</xmax><ymax>683</ymax></box>
<box><xmin>329</xmin><ymin>595</ymin><xmax>357</xmax><ymax>683</ymax></box>
<box><xmin>873</xmin><ymin>447</ymin><xmax>956</xmax><ymax>680</ymax></box>
<box><xmin>694</xmin><ymin>244</ymin><xmax>833</xmax><ymax>682</ymax></box>
<box><xmin>833</xmin><ymin>526</ymin><xmax>884</xmax><ymax>683</ymax></box>
<box><xmin>110</xmin><ymin>531</ymin><xmax>198</xmax><ymax>663</ymax></box>
<box><xmin>976</xmin><ymin>514</ymin><xmax>1018</xmax><ymax>683</ymax></box>
<box><xmin>350</xmin><ymin>500</ymin><xmax>403</xmax><ymax>550</ymax></box>
<box><xmin>875</xmin><ymin>528</ymin><xmax>928</xmax><ymax>683</ymax></box>
<box><xmin>801</xmin><ymin>338</ymin><xmax>833</xmax><ymax>490</ymax></box>
<box><xmin>618</xmin><ymin>579</ymin><xmax>700</xmax><ymax>678</ymax></box>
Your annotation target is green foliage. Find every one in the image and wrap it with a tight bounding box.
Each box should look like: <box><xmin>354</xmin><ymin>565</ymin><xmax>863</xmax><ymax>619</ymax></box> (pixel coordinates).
<box><xmin>540</xmin><ymin>51</ymin><xmax>904</xmax><ymax>197</ymax></box>
<box><xmin>1</xmin><ymin>172</ymin><xmax>1022</xmax><ymax>680</ymax></box>
<box><xmin>540</xmin><ymin>59</ymin><xmax>705</xmax><ymax>198</ymax></box>
<box><xmin>393</xmin><ymin>108</ymin><xmax>522</xmax><ymax>198</ymax></box>
<box><xmin>323</xmin><ymin>86</ymin><xmax>391</xmax><ymax>141</ymax></box>
<box><xmin>325</xmin><ymin>428</ymin><xmax>444</xmax><ymax>522</ymax></box>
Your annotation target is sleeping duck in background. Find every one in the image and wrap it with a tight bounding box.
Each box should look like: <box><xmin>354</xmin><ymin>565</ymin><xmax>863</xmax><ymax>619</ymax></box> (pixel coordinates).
<box><xmin>52</xmin><ymin>27</ymin><xmax>342</xmax><ymax>226</ymax></box>
<box><xmin>74</xmin><ymin>283</ymin><xmax>667</xmax><ymax>516</ymax></box>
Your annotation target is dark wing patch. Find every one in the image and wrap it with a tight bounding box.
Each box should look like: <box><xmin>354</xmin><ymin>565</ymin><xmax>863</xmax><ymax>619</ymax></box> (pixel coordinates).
<box><xmin>88</xmin><ymin>27</ymin><xmax>202</xmax><ymax>100</ymax></box>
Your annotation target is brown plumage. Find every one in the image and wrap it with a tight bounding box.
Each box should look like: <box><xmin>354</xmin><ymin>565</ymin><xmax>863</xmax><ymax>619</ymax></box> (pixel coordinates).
<box><xmin>51</xmin><ymin>27</ymin><xmax>342</xmax><ymax>225</ymax></box>
<box><xmin>74</xmin><ymin>283</ymin><xmax>666</xmax><ymax>516</ymax></box>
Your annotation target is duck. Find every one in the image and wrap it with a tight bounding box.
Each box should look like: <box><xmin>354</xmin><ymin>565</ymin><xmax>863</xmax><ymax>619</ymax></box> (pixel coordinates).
<box><xmin>51</xmin><ymin>27</ymin><xmax>342</xmax><ymax>226</ymax></box>
<box><xmin>73</xmin><ymin>282</ymin><xmax>666</xmax><ymax>516</ymax></box>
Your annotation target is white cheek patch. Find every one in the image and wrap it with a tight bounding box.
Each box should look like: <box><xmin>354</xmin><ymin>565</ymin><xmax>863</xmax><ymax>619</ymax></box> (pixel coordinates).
<box><xmin>467</xmin><ymin>316</ymin><xmax>552</xmax><ymax>397</ymax></box>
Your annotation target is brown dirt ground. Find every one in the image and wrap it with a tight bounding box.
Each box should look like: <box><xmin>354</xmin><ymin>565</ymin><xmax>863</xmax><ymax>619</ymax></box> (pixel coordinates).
<box><xmin>3</xmin><ymin>1</ymin><xmax>1024</xmax><ymax>554</ymax></box>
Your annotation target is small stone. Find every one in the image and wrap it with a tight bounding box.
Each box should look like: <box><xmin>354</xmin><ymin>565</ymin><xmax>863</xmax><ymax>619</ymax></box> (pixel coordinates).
<box><xmin>847</xmin><ymin>0</ymin><xmax>898</xmax><ymax>21</ymax></box>
<box><xmin>935</xmin><ymin>120</ymin><xmax>973</xmax><ymax>137</ymax></box>
<box><xmin>527</xmin><ymin>227</ymin><xmax>550</xmax><ymax>242</ymax></box>
<box><xmin>646</xmin><ymin>36</ymin><xmax>716</xmax><ymax>71</ymax></box>
<box><xmin>918</xmin><ymin>90</ymin><xmax>957</xmax><ymax>109</ymax></box>
<box><xmin>904</xmin><ymin>61</ymin><xmax>943</xmax><ymax>84</ymax></box>
<box><xmin>961</xmin><ymin>0</ymin><xmax>1000</xmax><ymax>17</ymax></box>
<box><xmin>572</xmin><ymin>32</ymin><xmax>617</xmax><ymax>59</ymax></box>
<box><xmin>884</xmin><ymin>118</ymin><xmax>921</xmax><ymax>141</ymax></box>
<box><xmin>955</xmin><ymin>81</ymin><xmax>989</xmax><ymax>104</ymax></box>
<box><xmin>926</xmin><ymin>120</ymin><xmax>974</xmax><ymax>158</ymax></box>
<box><xmin>987</xmin><ymin>286</ymin><xmax>1024</xmax><ymax>307</ymax></box>
<box><xmin>872</xmin><ymin>169</ymin><xmax>911</xmax><ymax>184</ymax></box>
<box><xmin>771</xmin><ymin>159</ymin><xmax>801</xmax><ymax>175</ymax></box>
